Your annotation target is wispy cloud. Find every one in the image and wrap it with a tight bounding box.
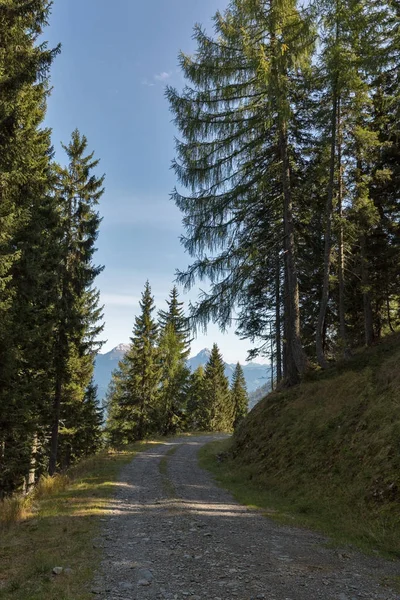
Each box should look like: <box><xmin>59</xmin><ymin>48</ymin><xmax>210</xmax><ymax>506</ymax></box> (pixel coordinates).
<box><xmin>141</xmin><ymin>71</ymin><xmax>172</xmax><ymax>87</ymax></box>
<box><xmin>154</xmin><ymin>71</ymin><xmax>171</xmax><ymax>82</ymax></box>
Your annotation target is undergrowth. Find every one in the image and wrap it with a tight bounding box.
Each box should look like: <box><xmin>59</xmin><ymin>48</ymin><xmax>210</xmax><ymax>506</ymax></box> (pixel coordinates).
<box><xmin>0</xmin><ymin>441</ymin><xmax>159</xmax><ymax>600</ymax></box>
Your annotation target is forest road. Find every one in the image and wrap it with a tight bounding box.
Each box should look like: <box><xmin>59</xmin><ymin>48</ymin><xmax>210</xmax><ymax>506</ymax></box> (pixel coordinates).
<box><xmin>92</xmin><ymin>434</ymin><xmax>399</xmax><ymax>600</ymax></box>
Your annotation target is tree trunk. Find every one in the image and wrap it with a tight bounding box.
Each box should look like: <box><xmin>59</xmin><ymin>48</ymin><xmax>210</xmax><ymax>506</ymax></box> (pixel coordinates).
<box><xmin>269</xmin><ymin>321</ymin><xmax>275</xmax><ymax>390</ymax></box>
<box><xmin>27</xmin><ymin>433</ymin><xmax>38</xmax><ymax>491</ymax></box>
<box><xmin>275</xmin><ymin>253</ymin><xmax>282</xmax><ymax>384</ymax></box>
<box><xmin>387</xmin><ymin>292</ymin><xmax>395</xmax><ymax>333</ymax></box>
<box><xmin>316</xmin><ymin>83</ymin><xmax>338</xmax><ymax>368</ymax></box>
<box><xmin>280</xmin><ymin>124</ymin><xmax>307</xmax><ymax>385</ymax></box>
<box><xmin>361</xmin><ymin>235</ymin><xmax>374</xmax><ymax>346</ymax></box>
<box><xmin>337</xmin><ymin>97</ymin><xmax>351</xmax><ymax>359</ymax></box>
<box><xmin>49</xmin><ymin>362</ymin><xmax>62</xmax><ymax>476</ymax></box>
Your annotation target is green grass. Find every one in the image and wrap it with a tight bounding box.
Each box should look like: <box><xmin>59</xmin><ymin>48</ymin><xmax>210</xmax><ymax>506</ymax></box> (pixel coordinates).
<box><xmin>0</xmin><ymin>441</ymin><xmax>160</xmax><ymax>600</ymax></box>
<box><xmin>199</xmin><ymin>334</ymin><xmax>400</xmax><ymax>559</ymax></box>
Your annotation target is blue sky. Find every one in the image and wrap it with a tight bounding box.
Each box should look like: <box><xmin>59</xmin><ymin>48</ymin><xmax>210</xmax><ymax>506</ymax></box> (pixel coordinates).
<box><xmin>44</xmin><ymin>0</ymin><xmax>267</xmax><ymax>364</ymax></box>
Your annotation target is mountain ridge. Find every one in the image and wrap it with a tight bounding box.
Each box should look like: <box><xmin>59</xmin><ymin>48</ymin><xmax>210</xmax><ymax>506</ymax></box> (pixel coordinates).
<box><xmin>94</xmin><ymin>344</ymin><xmax>271</xmax><ymax>402</ymax></box>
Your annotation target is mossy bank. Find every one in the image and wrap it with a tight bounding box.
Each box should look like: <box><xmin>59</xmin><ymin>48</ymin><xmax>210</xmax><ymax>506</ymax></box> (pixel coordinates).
<box><xmin>200</xmin><ymin>334</ymin><xmax>400</xmax><ymax>558</ymax></box>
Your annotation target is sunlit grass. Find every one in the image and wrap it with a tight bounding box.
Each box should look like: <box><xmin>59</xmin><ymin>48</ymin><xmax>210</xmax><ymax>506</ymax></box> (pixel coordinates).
<box><xmin>0</xmin><ymin>442</ymin><xmax>158</xmax><ymax>600</ymax></box>
<box><xmin>0</xmin><ymin>495</ymin><xmax>33</xmax><ymax>527</ymax></box>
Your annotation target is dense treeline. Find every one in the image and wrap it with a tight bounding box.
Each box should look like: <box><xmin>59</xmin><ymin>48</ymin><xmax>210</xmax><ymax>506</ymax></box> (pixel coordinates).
<box><xmin>167</xmin><ymin>0</ymin><xmax>400</xmax><ymax>386</ymax></box>
<box><xmin>0</xmin><ymin>1</ymin><xmax>104</xmax><ymax>496</ymax></box>
<box><xmin>106</xmin><ymin>283</ymin><xmax>248</xmax><ymax>443</ymax></box>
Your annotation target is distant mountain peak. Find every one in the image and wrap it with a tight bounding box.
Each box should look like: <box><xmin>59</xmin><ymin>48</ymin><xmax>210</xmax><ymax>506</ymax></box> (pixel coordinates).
<box><xmin>114</xmin><ymin>343</ymin><xmax>131</xmax><ymax>353</ymax></box>
<box><xmin>195</xmin><ymin>348</ymin><xmax>211</xmax><ymax>358</ymax></box>
<box><xmin>94</xmin><ymin>343</ymin><xmax>271</xmax><ymax>403</ymax></box>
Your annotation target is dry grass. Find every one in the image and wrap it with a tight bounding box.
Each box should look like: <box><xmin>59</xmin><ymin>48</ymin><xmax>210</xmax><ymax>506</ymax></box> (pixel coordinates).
<box><xmin>0</xmin><ymin>495</ymin><xmax>32</xmax><ymax>527</ymax></box>
<box><xmin>34</xmin><ymin>474</ymin><xmax>70</xmax><ymax>500</ymax></box>
<box><xmin>0</xmin><ymin>442</ymin><xmax>159</xmax><ymax>600</ymax></box>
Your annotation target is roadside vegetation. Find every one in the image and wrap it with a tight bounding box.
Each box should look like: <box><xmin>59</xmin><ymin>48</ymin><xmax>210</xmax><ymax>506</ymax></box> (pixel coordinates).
<box><xmin>0</xmin><ymin>442</ymin><xmax>158</xmax><ymax>600</ymax></box>
<box><xmin>200</xmin><ymin>334</ymin><xmax>400</xmax><ymax>559</ymax></box>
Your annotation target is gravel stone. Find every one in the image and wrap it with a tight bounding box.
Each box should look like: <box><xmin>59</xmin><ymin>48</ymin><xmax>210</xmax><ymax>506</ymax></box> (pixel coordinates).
<box><xmin>93</xmin><ymin>435</ymin><xmax>399</xmax><ymax>599</ymax></box>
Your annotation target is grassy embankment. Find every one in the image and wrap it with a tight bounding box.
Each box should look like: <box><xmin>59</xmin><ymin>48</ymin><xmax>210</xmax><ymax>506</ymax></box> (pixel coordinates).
<box><xmin>0</xmin><ymin>441</ymin><xmax>160</xmax><ymax>600</ymax></box>
<box><xmin>200</xmin><ymin>333</ymin><xmax>400</xmax><ymax>559</ymax></box>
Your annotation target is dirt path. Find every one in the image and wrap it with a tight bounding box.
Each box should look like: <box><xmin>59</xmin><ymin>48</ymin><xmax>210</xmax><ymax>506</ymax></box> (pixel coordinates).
<box><xmin>92</xmin><ymin>435</ymin><xmax>399</xmax><ymax>600</ymax></box>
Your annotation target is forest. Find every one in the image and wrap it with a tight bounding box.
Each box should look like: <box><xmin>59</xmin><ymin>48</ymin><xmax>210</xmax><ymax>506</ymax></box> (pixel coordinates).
<box><xmin>0</xmin><ymin>0</ymin><xmax>399</xmax><ymax>497</ymax></box>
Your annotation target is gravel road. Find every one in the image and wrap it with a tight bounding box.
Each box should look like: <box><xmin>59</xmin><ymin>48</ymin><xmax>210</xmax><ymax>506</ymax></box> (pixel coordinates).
<box><xmin>92</xmin><ymin>435</ymin><xmax>399</xmax><ymax>600</ymax></box>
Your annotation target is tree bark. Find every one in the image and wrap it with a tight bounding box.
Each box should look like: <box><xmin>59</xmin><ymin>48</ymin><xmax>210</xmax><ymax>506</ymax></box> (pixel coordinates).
<box><xmin>361</xmin><ymin>235</ymin><xmax>374</xmax><ymax>346</ymax></box>
<box><xmin>280</xmin><ymin>124</ymin><xmax>307</xmax><ymax>386</ymax></box>
<box><xmin>27</xmin><ymin>433</ymin><xmax>38</xmax><ymax>491</ymax></box>
<box><xmin>387</xmin><ymin>291</ymin><xmax>395</xmax><ymax>333</ymax></box>
<box><xmin>49</xmin><ymin>365</ymin><xmax>62</xmax><ymax>476</ymax></box>
<box><xmin>337</xmin><ymin>96</ymin><xmax>351</xmax><ymax>359</ymax></box>
<box><xmin>316</xmin><ymin>85</ymin><xmax>338</xmax><ymax>368</ymax></box>
<box><xmin>275</xmin><ymin>254</ymin><xmax>282</xmax><ymax>384</ymax></box>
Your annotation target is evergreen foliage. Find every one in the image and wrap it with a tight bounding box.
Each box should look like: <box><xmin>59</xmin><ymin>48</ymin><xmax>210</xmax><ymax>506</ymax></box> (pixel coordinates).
<box><xmin>0</xmin><ymin>0</ymin><xmax>61</xmax><ymax>496</ymax></box>
<box><xmin>106</xmin><ymin>282</ymin><xmax>160</xmax><ymax>443</ymax></box>
<box><xmin>168</xmin><ymin>0</ymin><xmax>400</xmax><ymax>382</ymax></box>
<box><xmin>200</xmin><ymin>344</ymin><xmax>233</xmax><ymax>432</ymax></box>
<box><xmin>49</xmin><ymin>130</ymin><xmax>105</xmax><ymax>475</ymax></box>
<box><xmin>158</xmin><ymin>285</ymin><xmax>191</xmax><ymax>356</ymax></box>
<box><xmin>230</xmin><ymin>363</ymin><xmax>248</xmax><ymax>429</ymax></box>
<box><xmin>186</xmin><ymin>365</ymin><xmax>205</xmax><ymax>430</ymax></box>
<box><xmin>157</xmin><ymin>287</ymin><xmax>191</xmax><ymax>434</ymax></box>
<box><xmin>0</xmin><ymin>5</ymin><xmax>105</xmax><ymax>494</ymax></box>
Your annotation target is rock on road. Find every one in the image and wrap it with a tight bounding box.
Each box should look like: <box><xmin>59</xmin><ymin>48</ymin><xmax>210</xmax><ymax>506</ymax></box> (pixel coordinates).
<box><xmin>92</xmin><ymin>435</ymin><xmax>399</xmax><ymax>600</ymax></box>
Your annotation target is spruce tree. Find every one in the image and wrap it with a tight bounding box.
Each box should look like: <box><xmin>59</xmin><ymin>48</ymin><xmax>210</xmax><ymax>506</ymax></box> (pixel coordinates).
<box><xmin>186</xmin><ymin>365</ymin><xmax>205</xmax><ymax>430</ymax></box>
<box><xmin>158</xmin><ymin>286</ymin><xmax>191</xmax><ymax>356</ymax></box>
<box><xmin>157</xmin><ymin>287</ymin><xmax>191</xmax><ymax>434</ymax></box>
<box><xmin>72</xmin><ymin>380</ymin><xmax>104</xmax><ymax>458</ymax></box>
<box><xmin>106</xmin><ymin>282</ymin><xmax>160</xmax><ymax>442</ymax></box>
<box><xmin>201</xmin><ymin>344</ymin><xmax>233</xmax><ymax>431</ymax></box>
<box><xmin>49</xmin><ymin>131</ymin><xmax>105</xmax><ymax>474</ymax></box>
<box><xmin>230</xmin><ymin>363</ymin><xmax>248</xmax><ymax>429</ymax></box>
<box><xmin>158</xmin><ymin>323</ymin><xmax>190</xmax><ymax>434</ymax></box>
<box><xmin>0</xmin><ymin>0</ymin><xmax>60</xmax><ymax>495</ymax></box>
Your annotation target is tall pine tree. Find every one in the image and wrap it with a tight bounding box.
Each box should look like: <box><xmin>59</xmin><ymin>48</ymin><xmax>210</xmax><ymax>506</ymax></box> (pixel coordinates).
<box><xmin>106</xmin><ymin>282</ymin><xmax>160</xmax><ymax>442</ymax></box>
<box><xmin>230</xmin><ymin>363</ymin><xmax>248</xmax><ymax>429</ymax></box>
<box><xmin>201</xmin><ymin>344</ymin><xmax>233</xmax><ymax>431</ymax></box>
<box><xmin>49</xmin><ymin>130</ymin><xmax>105</xmax><ymax>474</ymax></box>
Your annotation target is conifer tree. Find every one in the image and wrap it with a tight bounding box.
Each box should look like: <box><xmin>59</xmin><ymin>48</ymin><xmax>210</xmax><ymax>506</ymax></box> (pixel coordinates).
<box><xmin>201</xmin><ymin>344</ymin><xmax>233</xmax><ymax>431</ymax></box>
<box><xmin>167</xmin><ymin>0</ymin><xmax>314</xmax><ymax>386</ymax></box>
<box><xmin>158</xmin><ymin>323</ymin><xmax>190</xmax><ymax>434</ymax></box>
<box><xmin>0</xmin><ymin>0</ymin><xmax>60</xmax><ymax>495</ymax></box>
<box><xmin>158</xmin><ymin>286</ymin><xmax>191</xmax><ymax>355</ymax></box>
<box><xmin>106</xmin><ymin>282</ymin><xmax>160</xmax><ymax>442</ymax></box>
<box><xmin>157</xmin><ymin>287</ymin><xmax>191</xmax><ymax>434</ymax></box>
<box><xmin>186</xmin><ymin>365</ymin><xmax>205</xmax><ymax>430</ymax></box>
<box><xmin>230</xmin><ymin>363</ymin><xmax>248</xmax><ymax>428</ymax></box>
<box><xmin>49</xmin><ymin>131</ymin><xmax>105</xmax><ymax>474</ymax></box>
<box><xmin>73</xmin><ymin>380</ymin><xmax>104</xmax><ymax>458</ymax></box>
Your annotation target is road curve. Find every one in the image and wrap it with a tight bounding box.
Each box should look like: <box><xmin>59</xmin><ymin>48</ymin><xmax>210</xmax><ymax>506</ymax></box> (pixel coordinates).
<box><xmin>92</xmin><ymin>435</ymin><xmax>399</xmax><ymax>600</ymax></box>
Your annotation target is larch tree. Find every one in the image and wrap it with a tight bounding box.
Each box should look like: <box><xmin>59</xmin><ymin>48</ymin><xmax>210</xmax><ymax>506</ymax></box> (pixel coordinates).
<box><xmin>167</xmin><ymin>0</ymin><xmax>314</xmax><ymax>386</ymax></box>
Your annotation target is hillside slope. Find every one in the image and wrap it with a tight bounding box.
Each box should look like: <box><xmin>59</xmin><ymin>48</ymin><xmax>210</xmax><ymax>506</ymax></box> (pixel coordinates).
<box><xmin>227</xmin><ymin>334</ymin><xmax>400</xmax><ymax>555</ymax></box>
